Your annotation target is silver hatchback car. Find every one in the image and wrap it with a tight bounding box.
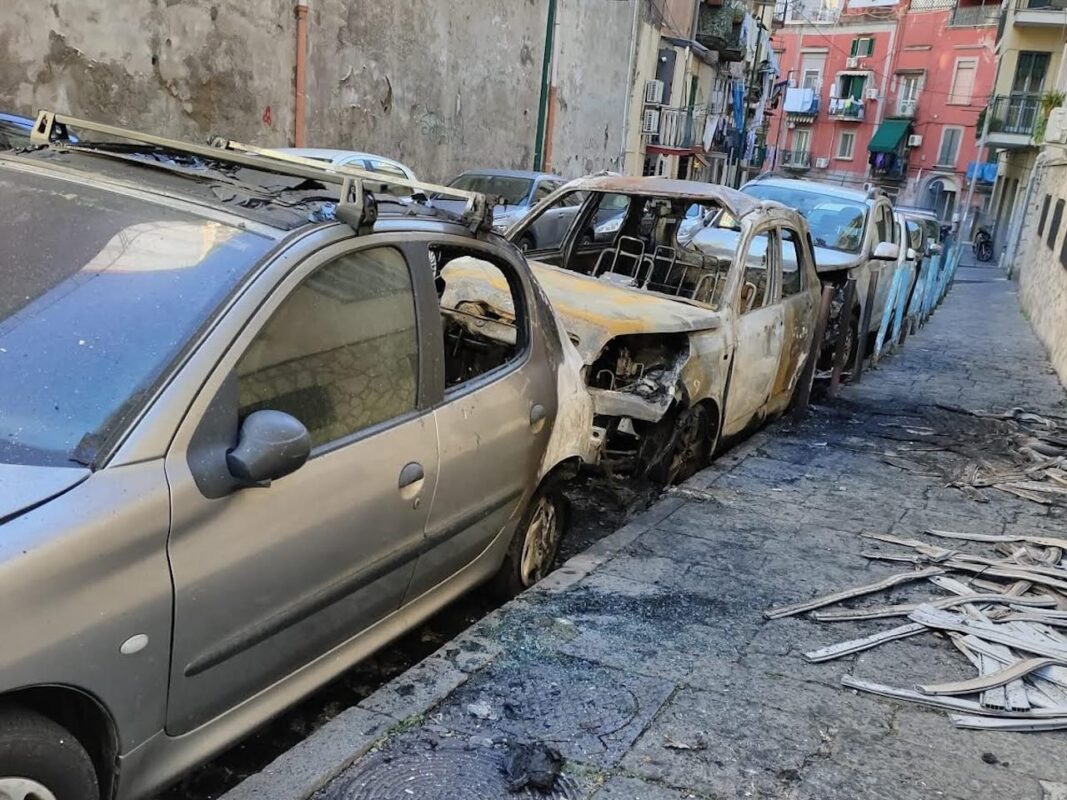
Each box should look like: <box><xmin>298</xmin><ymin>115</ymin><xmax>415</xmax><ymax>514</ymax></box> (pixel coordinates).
<box><xmin>0</xmin><ymin>115</ymin><xmax>594</xmax><ymax>800</ymax></box>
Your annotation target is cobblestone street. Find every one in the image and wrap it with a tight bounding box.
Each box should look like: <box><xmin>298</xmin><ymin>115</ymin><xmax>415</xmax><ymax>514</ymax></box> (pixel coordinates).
<box><xmin>223</xmin><ymin>260</ymin><xmax>1067</xmax><ymax>800</ymax></box>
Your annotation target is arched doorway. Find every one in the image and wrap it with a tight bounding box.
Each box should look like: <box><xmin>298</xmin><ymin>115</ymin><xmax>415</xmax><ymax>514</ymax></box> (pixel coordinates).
<box><xmin>924</xmin><ymin>177</ymin><xmax>958</xmax><ymax>222</ymax></box>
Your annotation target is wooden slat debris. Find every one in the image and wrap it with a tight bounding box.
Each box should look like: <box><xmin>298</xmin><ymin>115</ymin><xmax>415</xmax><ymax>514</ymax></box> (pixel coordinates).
<box><xmin>763</xmin><ymin>567</ymin><xmax>944</xmax><ymax>620</ymax></box>
<box><xmin>950</xmin><ymin>714</ymin><xmax>1067</xmax><ymax>732</ymax></box>
<box><xmin>811</xmin><ymin>593</ymin><xmax>1055</xmax><ymax>622</ymax></box>
<box><xmin>841</xmin><ymin>676</ymin><xmax>1067</xmax><ymax>718</ymax></box>
<box><xmin>926</xmin><ymin>529</ymin><xmax>1067</xmax><ymax>550</ymax></box>
<box><xmin>908</xmin><ymin>606</ymin><xmax>1067</xmax><ymax>660</ymax></box>
<box><xmin>803</xmin><ymin>623</ymin><xmax>926</xmax><ymax>663</ymax></box>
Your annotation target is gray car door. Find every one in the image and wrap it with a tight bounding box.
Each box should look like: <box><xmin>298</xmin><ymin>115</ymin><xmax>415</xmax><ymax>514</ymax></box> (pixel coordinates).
<box><xmin>163</xmin><ymin>239</ymin><xmax>439</xmax><ymax>734</ymax></box>
<box><xmin>404</xmin><ymin>239</ymin><xmax>558</xmax><ymax>600</ymax></box>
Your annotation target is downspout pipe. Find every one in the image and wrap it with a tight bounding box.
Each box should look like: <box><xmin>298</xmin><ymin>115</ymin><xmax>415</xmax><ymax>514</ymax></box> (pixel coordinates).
<box><xmin>534</xmin><ymin>0</ymin><xmax>558</xmax><ymax>171</ymax></box>
<box><xmin>294</xmin><ymin>0</ymin><xmax>309</xmax><ymax>147</ymax></box>
<box><xmin>619</xmin><ymin>0</ymin><xmax>642</xmax><ymax>171</ymax></box>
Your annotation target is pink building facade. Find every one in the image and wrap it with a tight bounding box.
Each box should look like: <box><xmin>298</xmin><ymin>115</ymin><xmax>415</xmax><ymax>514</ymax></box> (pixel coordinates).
<box><xmin>768</xmin><ymin>0</ymin><xmax>998</xmax><ymax>219</ymax></box>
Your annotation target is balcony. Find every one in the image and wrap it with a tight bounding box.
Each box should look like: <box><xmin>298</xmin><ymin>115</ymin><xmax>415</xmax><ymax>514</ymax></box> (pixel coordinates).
<box><xmin>827</xmin><ymin>97</ymin><xmax>865</xmax><ymax>121</ymax></box>
<box><xmin>783</xmin><ymin>87</ymin><xmax>820</xmax><ymax>122</ymax></box>
<box><xmin>889</xmin><ymin>95</ymin><xmax>920</xmax><ymax>118</ymax></box>
<box><xmin>646</xmin><ymin>106</ymin><xmax>709</xmax><ymax>151</ymax></box>
<box><xmin>985</xmin><ymin>93</ymin><xmax>1041</xmax><ymax>148</ymax></box>
<box><xmin>949</xmin><ymin>3</ymin><xmax>1002</xmax><ymax>25</ymax></box>
<box><xmin>1014</xmin><ymin>0</ymin><xmax>1067</xmax><ymax>25</ymax></box>
<box><xmin>780</xmin><ymin>150</ymin><xmax>812</xmax><ymax>171</ymax></box>
<box><xmin>695</xmin><ymin>0</ymin><xmax>746</xmax><ymax>62</ymax></box>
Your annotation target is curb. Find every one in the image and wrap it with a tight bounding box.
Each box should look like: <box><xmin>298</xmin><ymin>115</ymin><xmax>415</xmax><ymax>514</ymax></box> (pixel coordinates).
<box><xmin>219</xmin><ymin>427</ymin><xmax>778</xmax><ymax>800</ymax></box>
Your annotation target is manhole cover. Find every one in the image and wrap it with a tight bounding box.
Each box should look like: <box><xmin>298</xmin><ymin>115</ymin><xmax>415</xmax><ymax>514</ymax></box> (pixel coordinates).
<box><xmin>325</xmin><ymin>738</ymin><xmax>582</xmax><ymax>800</ymax></box>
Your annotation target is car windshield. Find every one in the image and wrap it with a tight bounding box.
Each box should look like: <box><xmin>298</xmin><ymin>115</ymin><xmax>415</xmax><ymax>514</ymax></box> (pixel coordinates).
<box><xmin>0</xmin><ymin>169</ymin><xmax>273</xmax><ymax>467</ymax></box>
<box><xmin>448</xmin><ymin>174</ymin><xmax>534</xmax><ymax>206</ymax></box>
<box><xmin>743</xmin><ymin>184</ymin><xmax>866</xmax><ymax>254</ymax></box>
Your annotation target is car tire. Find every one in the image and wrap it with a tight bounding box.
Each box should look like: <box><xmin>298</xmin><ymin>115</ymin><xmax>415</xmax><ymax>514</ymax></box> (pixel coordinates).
<box><xmin>489</xmin><ymin>484</ymin><xmax>569</xmax><ymax>599</ymax></box>
<box><xmin>518</xmin><ymin>234</ymin><xmax>535</xmax><ymax>253</ymax></box>
<box><xmin>643</xmin><ymin>405</ymin><xmax>712</xmax><ymax>486</ymax></box>
<box><xmin>0</xmin><ymin>704</ymin><xmax>99</xmax><ymax>800</ymax></box>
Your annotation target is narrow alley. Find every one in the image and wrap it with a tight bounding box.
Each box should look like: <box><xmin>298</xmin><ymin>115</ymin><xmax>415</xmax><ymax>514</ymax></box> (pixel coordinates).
<box><xmin>219</xmin><ymin>260</ymin><xmax>1067</xmax><ymax>800</ymax></box>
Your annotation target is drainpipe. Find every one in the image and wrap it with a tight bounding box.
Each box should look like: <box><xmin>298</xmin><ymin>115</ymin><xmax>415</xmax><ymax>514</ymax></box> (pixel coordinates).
<box><xmin>620</xmin><ymin>0</ymin><xmax>642</xmax><ymax>172</ymax></box>
<box><xmin>533</xmin><ymin>0</ymin><xmax>558</xmax><ymax>171</ymax></box>
<box><xmin>959</xmin><ymin>96</ymin><xmax>992</xmax><ymax>239</ymax></box>
<box><xmin>294</xmin><ymin>0</ymin><xmax>309</xmax><ymax>147</ymax></box>
<box><xmin>543</xmin><ymin>7</ymin><xmax>562</xmax><ymax>173</ymax></box>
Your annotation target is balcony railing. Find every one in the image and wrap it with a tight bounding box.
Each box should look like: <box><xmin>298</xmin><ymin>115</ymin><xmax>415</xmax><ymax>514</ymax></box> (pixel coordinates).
<box><xmin>949</xmin><ymin>4</ymin><xmax>1002</xmax><ymax>25</ymax></box>
<box><xmin>649</xmin><ymin>107</ymin><xmax>708</xmax><ymax>150</ymax></box>
<box><xmin>988</xmin><ymin>93</ymin><xmax>1041</xmax><ymax>136</ymax></box>
<box><xmin>828</xmin><ymin>98</ymin><xmax>865</xmax><ymax>121</ymax></box>
<box><xmin>781</xmin><ymin>150</ymin><xmax>812</xmax><ymax>170</ymax></box>
<box><xmin>890</xmin><ymin>96</ymin><xmax>920</xmax><ymax>118</ymax></box>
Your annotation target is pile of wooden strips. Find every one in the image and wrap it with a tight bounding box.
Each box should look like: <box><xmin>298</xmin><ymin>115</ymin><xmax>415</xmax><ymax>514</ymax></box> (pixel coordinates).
<box><xmin>878</xmin><ymin>406</ymin><xmax>1067</xmax><ymax>506</ymax></box>
<box><xmin>765</xmin><ymin>529</ymin><xmax>1067</xmax><ymax>731</ymax></box>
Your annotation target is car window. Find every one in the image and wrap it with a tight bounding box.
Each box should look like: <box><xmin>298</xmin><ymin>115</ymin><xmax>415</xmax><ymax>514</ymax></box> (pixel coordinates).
<box><xmin>875</xmin><ymin>204</ymin><xmax>895</xmax><ymax>245</ymax></box>
<box><xmin>532</xmin><ymin>181</ymin><xmax>556</xmax><ymax>205</ymax></box>
<box><xmin>780</xmin><ymin>228</ymin><xmax>806</xmax><ymax>297</ymax></box>
<box><xmin>508</xmin><ymin>189</ymin><xmax>589</xmax><ymax>253</ymax></box>
<box><xmin>906</xmin><ymin>220</ymin><xmax>923</xmax><ymax>252</ymax></box>
<box><xmin>739</xmin><ymin>231</ymin><xmax>773</xmax><ymax>313</ymax></box>
<box><xmin>449</xmin><ymin>174</ymin><xmax>534</xmax><ymax>206</ymax></box>
<box><xmin>236</xmin><ymin>247</ymin><xmax>418</xmax><ymax>450</ymax></box>
<box><xmin>742</xmin><ymin>184</ymin><xmax>866</xmax><ymax>254</ymax></box>
<box><xmin>433</xmin><ymin>246</ymin><xmax>524</xmax><ymax>390</ymax></box>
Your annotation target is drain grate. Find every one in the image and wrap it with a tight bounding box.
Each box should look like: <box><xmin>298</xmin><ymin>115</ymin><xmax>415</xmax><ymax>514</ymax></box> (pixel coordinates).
<box><xmin>323</xmin><ymin>737</ymin><xmax>582</xmax><ymax>800</ymax></box>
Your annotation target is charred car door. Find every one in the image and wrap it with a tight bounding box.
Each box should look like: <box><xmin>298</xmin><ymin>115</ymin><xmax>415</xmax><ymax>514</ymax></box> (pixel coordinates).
<box><xmin>164</xmin><ymin>239</ymin><xmax>440</xmax><ymax>734</ymax></box>
<box><xmin>769</xmin><ymin>224</ymin><xmax>818</xmax><ymax>407</ymax></box>
<box><xmin>723</xmin><ymin>227</ymin><xmax>785</xmax><ymax>435</ymax></box>
<box><xmin>404</xmin><ymin>239</ymin><xmax>557</xmax><ymax>601</ymax></box>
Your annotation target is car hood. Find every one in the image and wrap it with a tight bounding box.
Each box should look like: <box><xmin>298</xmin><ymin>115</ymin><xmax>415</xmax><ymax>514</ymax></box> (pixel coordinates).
<box><xmin>0</xmin><ymin>463</ymin><xmax>91</xmax><ymax>524</ymax></box>
<box><xmin>528</xmin><ymin>261</ymin><xmax>722</xmax><ymax>363</ymax></box>
<box><xmin>812</xmin><ymin>246</ymin><xmax>865</xmax><ymax>274</ymax></box>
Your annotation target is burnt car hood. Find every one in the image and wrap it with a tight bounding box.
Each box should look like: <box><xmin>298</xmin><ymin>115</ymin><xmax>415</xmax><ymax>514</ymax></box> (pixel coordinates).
<box><xmin>812</xmin><ymin>246</ymin><xmax>865</xmax><ymax>275</ymax></box>
<box><xmin>528</xmin><ymin>261</ymin><xmax>722</xmax><ymax>363</ymax></box>
<box><xmin>0</xmin><ymin>463</ymin><xmax>90</xmax><ymax>524</ymax></box>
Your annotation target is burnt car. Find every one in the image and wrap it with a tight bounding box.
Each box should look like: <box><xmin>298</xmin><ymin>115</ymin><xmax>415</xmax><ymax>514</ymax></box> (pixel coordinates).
<box><xmin>504</xmin><ymin>176</ymin><xmax>822</xmax><ymax>483</ymax></box>
<box><xmin>0</xmin><ymin>113</ymin><xmax>596</xmax><ymax>800</ymax></box>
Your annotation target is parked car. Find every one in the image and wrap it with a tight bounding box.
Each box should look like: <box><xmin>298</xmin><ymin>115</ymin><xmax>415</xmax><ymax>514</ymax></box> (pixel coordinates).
<box><xmin>502</xmin><ymin>176</ymin><xmax>822</xmax><ymax>483</ymax></box>
<box><xmin>739</xmin><ymin>176</ymin><xmax>900</xmax><ymax>365</ymax></box>
<box><xmin>433</xmin><ymin>170</ymin><xmax>569</xmax><ymax>245</ymax></box>
<box><xmin>0</xmin><ymin>114</ymin><xmax>597</xmax><ymax>800</ymax></box>
<box><xmin>275</xmin><ymin>147</ymin><xmax>418</xmax><ymax>196</ymax></box>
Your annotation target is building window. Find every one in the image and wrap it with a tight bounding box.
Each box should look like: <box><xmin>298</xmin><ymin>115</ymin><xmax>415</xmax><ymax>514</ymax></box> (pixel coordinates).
<box><xmin>836</xmin><ymin>131</ymin><xmax>855</xmax><ymax>159</ymax></box>
<box><xmin>837</xmin><ymin>73</ymin><xmax>867</xmax><ymax>101</ymax></box>
<box><xmin>793</xmin><ymin>128</ymin><xmax>811</xmax><ymax>153</ymax></box>
<box><xmin>850</xmin><ymin>37</ymin><xmax>874</xmax><ymax>57</ymax></box>
<box><xmin>937</xmin><ymin>126</ymin><xmax>963</xmax><ymax>168</ymax></box>
<box><xmin>948</xmin><ymin>59</ymin><xmax>978</xmax><ymax>105</ymax></box>
<box><xmin>1012</xmin><ymin>51</ymin><xmax>1051</xmax><ymax>95</ymax></box>
<box><xmin>800</xmin><ymin>52</ymin><xmax>826</xmax><ymax>90</ymax></box>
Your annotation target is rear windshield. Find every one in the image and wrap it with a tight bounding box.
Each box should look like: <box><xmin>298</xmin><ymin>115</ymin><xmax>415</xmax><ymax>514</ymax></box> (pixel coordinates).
<box><xmin>448</xmin><ymin>174</ymin><xmax>533</xmax><ymax>206</ymax></box>
<box><xmin>0</xmin><ymin>168</ymin><xmax>273</xmax><ymax>467</ymax></box>
<box><xmin>743</xmin><ymin>184</ymin><xmax>867</xmax><ymax>254</ymax></box>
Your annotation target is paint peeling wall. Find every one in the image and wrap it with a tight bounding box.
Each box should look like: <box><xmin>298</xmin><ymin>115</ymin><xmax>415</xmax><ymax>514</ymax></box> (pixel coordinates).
<box><xmin>548</xmin><ymin>0</ymin><xmax>637</xmax><ymax>177</ymax></box>
<box><xmin>2</xmin><ymin>0</ymin><xmax>296</xmax><ymax>143</ymax></box>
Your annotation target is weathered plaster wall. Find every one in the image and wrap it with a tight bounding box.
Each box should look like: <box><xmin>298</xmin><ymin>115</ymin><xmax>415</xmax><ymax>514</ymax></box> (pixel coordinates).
<box><xmin>2</xmin><ymin>0</ymin><xmax>296</xmax><ymax>143</ymax></box>
<box><xmin>1015</xmin><ymin>158</ymin><xmax>1067</xmax><ymax>388</ymax></box>
<box><xmin>549</xmin><ymin>0</ymin><xmax>636</xmax><ymax>177</ymax></box>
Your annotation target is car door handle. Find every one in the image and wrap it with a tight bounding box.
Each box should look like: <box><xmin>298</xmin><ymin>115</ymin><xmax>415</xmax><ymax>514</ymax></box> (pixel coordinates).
<box><xmin>398</xmin><ymin>462</ymin><xmax>424</xmax><ymax>489</ymax></box>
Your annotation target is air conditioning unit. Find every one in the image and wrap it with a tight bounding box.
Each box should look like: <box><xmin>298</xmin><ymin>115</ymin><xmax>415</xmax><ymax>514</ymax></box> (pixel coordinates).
<box><xmin>907</xmin><ymin>134</ymin><xmax>923</xmax><ymax>147</ymax></box>
<box><xmin>815</xmin><ymin>157</ymin><xmax>830</xmax><ymax>168</ymax></box>
<box><xmin>642</xmin><ymin>108</ymin><xmax>661</xmax><ymax>135</ymax></box>
<box><xmin>787</xmin><ymin>121</ymin><xmax>796</xmax><ymax>129</ymax></box>
<box><xmin>865</xmin><ymin>87</ymin><xmax>879</xmax><ymax>101</ymax></box>
<box><xmin>644</xmin><ymin>79</ymin><xmax>665</xmax><ymax>106</ymax></box>
<box><xmin>846</xmin><ymin>56</ymin><xmax>860</xmax><ymax>69</ymax></box>
<box><xmin>1045</xmin><ymin>107</ymin><xmax>1067</xmax><ymax>145</ymax></box>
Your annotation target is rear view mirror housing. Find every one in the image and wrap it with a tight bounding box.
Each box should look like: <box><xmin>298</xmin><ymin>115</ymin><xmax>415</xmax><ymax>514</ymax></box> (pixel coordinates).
<box><xmin>227</xmin><ymin>410</ymin><xmax>311</xmax><ymax>486</ymax></box>
<box><xmin>906</xmin><ymin>247</ymin><xmax>917</xmax><ymax>262</ymax></box>
<box><xmin>872</xmin><ymin>242</ymin><xmax>900</xmax><ymax>261</ymax></box>
<box><xmin>929</xmin><ymin>241</ymin><xmax>943</xmax><ymax>255</ymax></box>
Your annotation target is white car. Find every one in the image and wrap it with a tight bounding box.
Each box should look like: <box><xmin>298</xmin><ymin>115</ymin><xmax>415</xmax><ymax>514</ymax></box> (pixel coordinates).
<box><xmin>275</xmin><ymin>148</ymin><xmax>418</xmax><ymax>194</ymax></box>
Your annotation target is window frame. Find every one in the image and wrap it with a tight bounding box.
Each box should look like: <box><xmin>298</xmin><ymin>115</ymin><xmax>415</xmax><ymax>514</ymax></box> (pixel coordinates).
<box><xmin>948</xmin><ymin>58</ymin><xmax>978</xmax><ymax>105</ymax></box>
<box><xmin>850</xmin><ymin>37</ymin><xmax>874</xmax><ymax>57</ymax></box>
<box><xmin>836</xmin><ymin>130</ymin><xmax>856</xmax><ymax>160</ymax></box>
<box><xmin>936</xmin><ymin>125</ymin><xmax>964</xmax><ymax>168</ymax></box>
<box><xmin>735</xmin><ymin>226</ymin><xmax>781</xmax><ymax>313</ymax></box>
<box><xmin>779</xmin><ymin>225</ymin><xmax>808</xmax><ymax>297</ymax></box>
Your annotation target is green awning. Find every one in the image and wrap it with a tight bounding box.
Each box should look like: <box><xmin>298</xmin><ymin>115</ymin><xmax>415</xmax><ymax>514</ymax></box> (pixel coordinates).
<box><xmin>868</xmin><ymin>119</ymin><xmax>911</xmax><ymax>154</ymax></box>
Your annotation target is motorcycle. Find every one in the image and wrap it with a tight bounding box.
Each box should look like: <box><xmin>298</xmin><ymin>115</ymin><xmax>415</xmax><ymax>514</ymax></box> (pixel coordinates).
<box><xmin>973</xmin><ymin>226</ymin><xmax>994</xmax><ymax>262</ymax></box>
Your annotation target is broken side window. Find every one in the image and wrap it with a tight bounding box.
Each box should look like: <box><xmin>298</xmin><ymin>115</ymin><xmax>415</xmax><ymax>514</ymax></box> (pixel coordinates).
<box><xmin>780</xmin><ymin>228</ymin><xmax>805</xmax><ymax>297</ymax></box>
<box><xmin>431</xmin><ymin>246</ymin><xmax>525</xmax><ymax>390</ymax></box>
<box><xmin>739</xmin><ymin>231</ymin><xmax>773</xmax><ymax>313</ymax></box>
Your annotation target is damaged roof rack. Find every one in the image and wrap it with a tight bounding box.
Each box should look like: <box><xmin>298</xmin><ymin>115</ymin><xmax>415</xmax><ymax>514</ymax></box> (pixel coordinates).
<box><xmin>29</xmin><ymin>110</ymin><xmax>493</xmax><ymax>234</ymax></box>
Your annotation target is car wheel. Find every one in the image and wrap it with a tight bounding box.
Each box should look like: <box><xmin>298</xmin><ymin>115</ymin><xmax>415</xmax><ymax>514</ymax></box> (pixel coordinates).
<box><xmin>489</xmin><ymin>485</ymin><xmax>568</xmax><ymax>599</ymax></box>
<box><xmin>0</xmin><ymin>705</ymin><xmax>99</xmax><ymax>800</ymax></box>
<box><xmin>518</xmin><ymin>234</ymin><xmax>535</xmax><ymax>253</ymax></box>
<box><xmin>643</xmin><ymin>405</ymin><xmax>712</xmax><ymax>486</ymax></box>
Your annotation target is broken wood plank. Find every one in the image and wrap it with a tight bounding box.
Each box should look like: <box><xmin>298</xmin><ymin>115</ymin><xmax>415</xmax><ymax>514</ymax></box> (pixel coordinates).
<box><xmin>803</xmin><ymin>623</ymin><xmax>926</xmax><ymax>663</ymax></box>
<box><xmin>763</xmin><ymin>567</ymin><xmax>944</xmax><ymax>620</ymax></box>
<box><xmin>950</xmin><ymin>714</ymin><xmax>1067</xmax><ymax>732</ymax></box>
<box><xmin>810</xmin><ymin>593</ymin><xmax>1055</xmax><ymax>622</ymax></box>
<box><xmin>927</xmin><ymin>528</ymin><xmax>1067</xmax><ymax>551</ymax></box>
<box><xmin>942</xmin><ymin>561</ymin><xmax>1067</xmax><ymax>593</ymax></box>
<box><xmin>908</xmin><ymin>606</ymin><xmax>1067</xmax><ymax>660</ymax></box>
<box><xmin>841</xmin><ymin>676</ymin><xmax>1067</xmax><ymax>717</ymax></box>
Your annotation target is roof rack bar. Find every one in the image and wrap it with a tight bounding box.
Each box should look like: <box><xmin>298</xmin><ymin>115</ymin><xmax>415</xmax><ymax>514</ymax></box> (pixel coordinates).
<box><xmin>29</xmin><ymin>110</ymin><xmax>493</xmax><ymax>233</ymax></box>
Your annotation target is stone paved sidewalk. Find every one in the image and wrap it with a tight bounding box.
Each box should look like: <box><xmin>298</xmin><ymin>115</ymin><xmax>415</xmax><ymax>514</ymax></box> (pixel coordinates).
<box><xmin>225</xmin><ymin>263</ymin><xmax>1067</xmax><ymax>800</ymax></box>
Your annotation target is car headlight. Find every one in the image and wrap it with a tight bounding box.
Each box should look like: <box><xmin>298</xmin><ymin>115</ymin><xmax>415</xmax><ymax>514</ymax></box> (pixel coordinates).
<box><xmin>596</xmin><ymin>217</ymin><xmax>622</xmax><ymax>236</ymax></box>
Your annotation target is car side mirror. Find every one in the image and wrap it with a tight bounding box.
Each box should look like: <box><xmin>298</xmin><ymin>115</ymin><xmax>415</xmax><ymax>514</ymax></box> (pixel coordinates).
<box><xmin>872</xmin><ymin>242</ymin><xmax>900</xmax><ymax>261</ymax></box>
<box><xmin>226</xmin><ymin>410</ymin><xmax>311</xmax><ymax>486</ymax></box>
<box><xmin>906</xmin><ymin>247</ymin><xmax>917</xmax><ymax>261</ymax></box>
<box><xmin>929</xmin><ymin>241</ymin><xmax>943</xmax><ymax>255</ymax></box>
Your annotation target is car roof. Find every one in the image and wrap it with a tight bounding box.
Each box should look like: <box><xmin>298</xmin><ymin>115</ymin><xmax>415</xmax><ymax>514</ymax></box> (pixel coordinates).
<box><xmin>745</xmin><ymin>175</ymin><xmax>871</xmax><ymax>205</ymax></box>
<box><xmin>562</xmin><ymin>175</ymin><xmax>763</xmax><ymax>218</ymax></box>
<box><xmin>894</xmin><ymin>205</ymin><xmax>940</xmax><ymax>221</ymax></box>
<box><xmin>454</xmin><ymin>169</ymin><xmax>561</xmax><ymax>181</ymax></box>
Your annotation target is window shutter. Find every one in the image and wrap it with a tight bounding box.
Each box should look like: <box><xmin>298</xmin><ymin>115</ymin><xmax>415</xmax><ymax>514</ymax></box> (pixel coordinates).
<box><xmin>850</xmin><ymin>39</ymin><xmax>859</xmax><ymax>57</ymax></box>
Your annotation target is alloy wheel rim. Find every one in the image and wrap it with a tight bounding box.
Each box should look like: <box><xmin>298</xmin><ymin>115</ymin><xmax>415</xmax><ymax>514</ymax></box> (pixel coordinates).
<box><xmin>668</xmin><ymin>411</ymin><xmax>703</xmax><ymax>483</ymax></box>
<box><xmin>0</xmin><ymin>778</ymin><xmax>58</xmax><ymax>800</ymax></box>
<box><xmin>519</xmin><ymin>498</ymin><xmax>559</xmax><ymax>586</ymax></box>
